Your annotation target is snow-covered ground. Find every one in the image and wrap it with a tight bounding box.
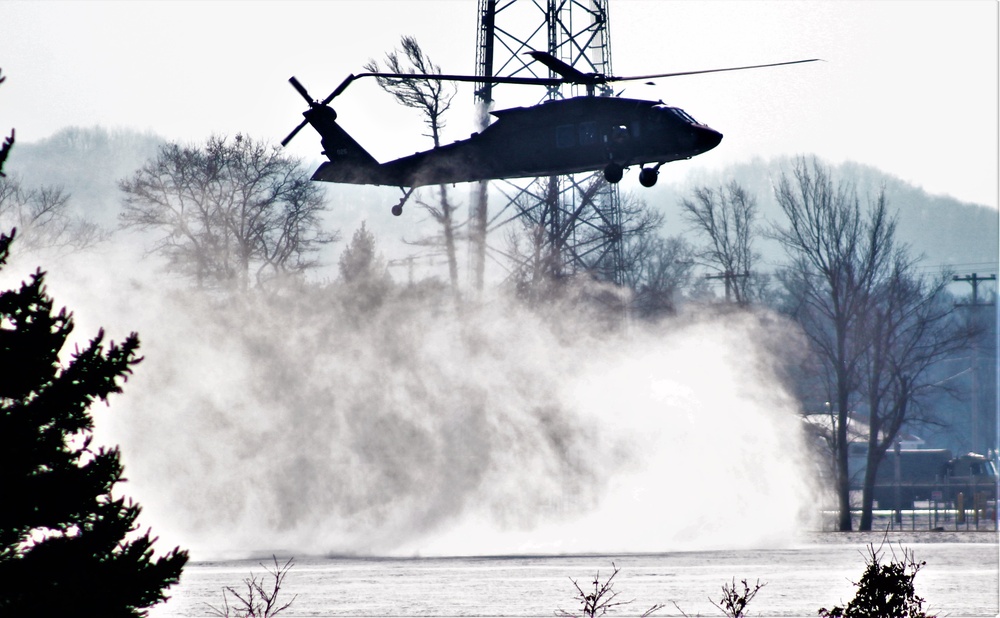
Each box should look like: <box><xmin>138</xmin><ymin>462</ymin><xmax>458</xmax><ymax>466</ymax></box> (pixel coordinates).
<box><xmin>152</xmin><ymin>530</ymin><xmax>998</xmax><ymax>617</ymax></box>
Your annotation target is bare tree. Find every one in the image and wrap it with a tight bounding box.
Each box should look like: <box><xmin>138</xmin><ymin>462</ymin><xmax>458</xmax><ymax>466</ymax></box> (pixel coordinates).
<box><xmin>771</xmin><ymin>157</ymin><xmax>897</xmax><ymax>531</ymax></box>
<box><xmin>855</xmin><ymin>256</ymin><xmax>971</xmax><ymax>529</ymax></box>
<box><xmin>774</xmin><ymin>160</ymin><xmax>970</xmax><ymax>531</ymax></box>
<box><xmin>622</xmin><ymin>234</ymin><xmax>695</xmax><ymax>318</ymax></box>
<box><xmin>681</xmin><ymin>180</ymin><xmax>761</xmax><ymax>306</ymax></box>
<box><xmin>0</xmin><ymin>176</ymin><xmax>106</xmax><ymax>252</ymax></box>
<box><xmin>119</xmin><ymin>134</ymin><xmax>334</xmax><ymax>291</ymax></box>
<box><xmin>364</xmin><ymin>36</ymin><xmax>461</xmax><ymax>290</ymax></box>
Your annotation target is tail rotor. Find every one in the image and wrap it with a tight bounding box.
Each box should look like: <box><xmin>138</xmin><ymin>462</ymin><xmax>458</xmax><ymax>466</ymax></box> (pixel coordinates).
<box><xmin>288</xmin><ymin>76</ymin><xmax>313</xmax><ymax>104</ymax></box>
<box><xmin>281</xmin><ymin>76</ymin><xmax>346</xmax><ymax>147</ymax></box>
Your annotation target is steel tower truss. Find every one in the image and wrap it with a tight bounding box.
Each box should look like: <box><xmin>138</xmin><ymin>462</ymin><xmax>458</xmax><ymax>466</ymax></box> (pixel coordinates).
<box><xmin>472</xmin><ymin>0</ymin><xmax>625</xmax><ymax>289</ymax></box>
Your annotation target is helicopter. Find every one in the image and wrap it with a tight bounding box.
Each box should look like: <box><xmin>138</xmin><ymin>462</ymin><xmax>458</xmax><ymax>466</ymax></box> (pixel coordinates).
<box><xmin>282</xmin><ymin>52</ymin><xmax>818</xmax><ymax>216</ymax></box>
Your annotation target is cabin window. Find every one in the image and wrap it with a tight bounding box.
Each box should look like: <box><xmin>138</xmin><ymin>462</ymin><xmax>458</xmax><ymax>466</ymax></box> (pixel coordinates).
<box><xmin>556</xmin><ymin>124</ymin><xmax>575</xmax><ymax>148</ymax></box>
<box><xmin>578</xmin><ymin>121</ymin><xmax>599</xmax><ymax>145</ymax></box>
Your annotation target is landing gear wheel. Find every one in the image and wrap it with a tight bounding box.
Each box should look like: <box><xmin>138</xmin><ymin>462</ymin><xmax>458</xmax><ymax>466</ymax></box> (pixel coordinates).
<box><xmin>639</xmin><ymin>167</ymin><xmax>659</xmax><ymax>188</ymax></box>
<box><xmin>392</xmin><ymin>186</ymin><xmax>416</xmax><ymax>216</ymax></box>
<box><xmin>603</xmin><ymin>163</ymin><xmax>624</xmax><ymax>184</ymax></box>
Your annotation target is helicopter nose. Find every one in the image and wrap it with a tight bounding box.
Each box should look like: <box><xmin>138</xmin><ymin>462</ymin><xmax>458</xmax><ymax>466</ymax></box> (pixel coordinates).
<box><xmin>697</xmin><ymin>126</ymin><xmax>723</xmax><ymax>152</ymax></box>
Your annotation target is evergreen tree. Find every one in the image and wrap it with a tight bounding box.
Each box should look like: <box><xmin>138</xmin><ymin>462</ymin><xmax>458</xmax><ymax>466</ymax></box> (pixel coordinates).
<box><xmin>338</xmin><ymin>221</ymin><xmax>385</xmax><ymax>283</ymax></box>
<box><xmin>335</xmin><ymin>221</ymin><xmax>393</xmax><ymax>318</ymax></box>
<box><xmin>0</xmin><ymin>229</ymin><xmax>188</xmax><ymax>616</ymax></box>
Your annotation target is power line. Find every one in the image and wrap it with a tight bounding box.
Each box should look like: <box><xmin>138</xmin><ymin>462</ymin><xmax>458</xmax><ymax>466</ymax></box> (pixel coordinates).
<box><xmin>914</xmin><ymin>261</ymin><xmax>999</xmax><ymax>275</ymax></box>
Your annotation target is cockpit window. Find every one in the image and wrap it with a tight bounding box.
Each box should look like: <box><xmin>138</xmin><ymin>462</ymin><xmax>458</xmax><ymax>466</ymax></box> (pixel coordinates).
<box><xmin>669</xmin><ymin>107</ymin><xmax>699</xmax><ymax>125</ymax></box>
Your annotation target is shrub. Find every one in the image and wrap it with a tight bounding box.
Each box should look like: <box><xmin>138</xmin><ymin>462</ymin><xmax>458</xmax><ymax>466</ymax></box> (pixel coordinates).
<box><xmin>556</xmin><ymin>563</ymin><xmax>663</xmax><ymax>618</ymax></box>
<box><xmin>206</xmin><ymin>555</ymin><xmax>297</xmax><ymax>618</ymax></box>
<box><xmin>711</xmin><ymin>578</ymin><xmax>767</xmax><ymax>618</ymax></box>
<box><xmin>819</xmin><ymin>539</ymin><xmax>934</xmax><ymax>618</ymax></box>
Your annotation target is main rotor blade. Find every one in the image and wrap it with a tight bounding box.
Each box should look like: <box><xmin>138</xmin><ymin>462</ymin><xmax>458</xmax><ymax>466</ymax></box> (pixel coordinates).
<box><xmin>364</xmin><ymin>71</ymin><xmax>563</xmax><ymax>87</ymax></box>
<box><xmin>329</xmin><ymin>71</ymin><xmax>563</xmax><ymax>95</ymax></box>
<box><xmin>608</xmin><ymin>58</ymin><xmax>822</xmax><ymax>83</ymax></box>
<box><xmin>526</xmin><ymin>51</ymin><xmax>590</xmax><ymax>82</ymax></box>
<box><xmin>295</xmin><ymin>57</ymin><xmax>819</xmax><ymax>114</ymax></box>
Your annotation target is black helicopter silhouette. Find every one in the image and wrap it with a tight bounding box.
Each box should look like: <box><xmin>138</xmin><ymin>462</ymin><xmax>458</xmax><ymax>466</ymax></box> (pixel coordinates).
<box><xmin>282</xmin><ymin>52</ymin><xmax>818</xmax><ymax>216</ymax></box>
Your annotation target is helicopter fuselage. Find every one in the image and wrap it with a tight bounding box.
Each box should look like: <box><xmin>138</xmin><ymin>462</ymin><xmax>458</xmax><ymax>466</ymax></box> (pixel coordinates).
<box><xmin>310</xmin><ymin>95</ymin><xmax>722</xmax><ymax>188</ymax></box>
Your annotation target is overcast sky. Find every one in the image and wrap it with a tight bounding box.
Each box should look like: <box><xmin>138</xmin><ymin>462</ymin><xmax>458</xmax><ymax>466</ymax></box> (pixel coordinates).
<box><xmin>2</xmin><ymin>0</ymin><xmax>997</xmax><ymax>208</ymax></box>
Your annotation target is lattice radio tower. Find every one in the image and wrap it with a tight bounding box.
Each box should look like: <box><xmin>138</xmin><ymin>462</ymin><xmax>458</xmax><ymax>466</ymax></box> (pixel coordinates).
<box><xmin>470</xmin><ymin>0</ymin><xmax>624</xmax><ymax>292</ymax></box>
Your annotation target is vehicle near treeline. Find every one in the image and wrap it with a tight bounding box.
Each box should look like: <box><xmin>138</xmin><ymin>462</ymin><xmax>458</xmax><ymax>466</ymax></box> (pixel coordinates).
<box><xmin>867</xmin><ymin>449</ymin><xmax>998</xmax><ymax>510</ymax></box>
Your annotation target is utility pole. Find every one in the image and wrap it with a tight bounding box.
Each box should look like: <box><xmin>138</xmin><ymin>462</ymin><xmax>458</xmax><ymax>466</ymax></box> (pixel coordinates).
<box><xmin>954</xmin><ymin>273</ymin><xmax>997</xmax><ymax>455</ymax></box>
<box><xmin>954</xmin><ymin>273</ymin><xmax>996</xmax><ymax>306</ymax></box>
<box><xmin>705</xmin><ymin>270</ymin><xmax>749</xmax><ymax>304</ymax></box>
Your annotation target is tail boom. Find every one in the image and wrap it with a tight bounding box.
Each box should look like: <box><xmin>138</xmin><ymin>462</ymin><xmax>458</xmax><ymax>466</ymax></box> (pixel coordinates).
<box><xmin>304</xmin><ymin>106</ymin><xmax>397</xmax><ymax>185</ymax></box>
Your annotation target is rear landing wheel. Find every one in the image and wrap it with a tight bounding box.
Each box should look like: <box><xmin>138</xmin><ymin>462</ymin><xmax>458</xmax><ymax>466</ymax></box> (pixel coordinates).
<box><xmin>392</xmin><ymin>186</ymin><xmax>416</xmax><ymax>216</ymax></box>
<box><xmin>603</xmin><ymin>163</ymin><xmax>624</xmax><ymax>184</ymax></box>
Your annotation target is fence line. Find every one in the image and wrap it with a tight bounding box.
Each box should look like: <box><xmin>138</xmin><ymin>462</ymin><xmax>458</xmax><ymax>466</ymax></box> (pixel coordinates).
<box><xmin>819</xmin><ymin>492</ymin><xmax>998</xmax><ymax>532</ymax></box>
